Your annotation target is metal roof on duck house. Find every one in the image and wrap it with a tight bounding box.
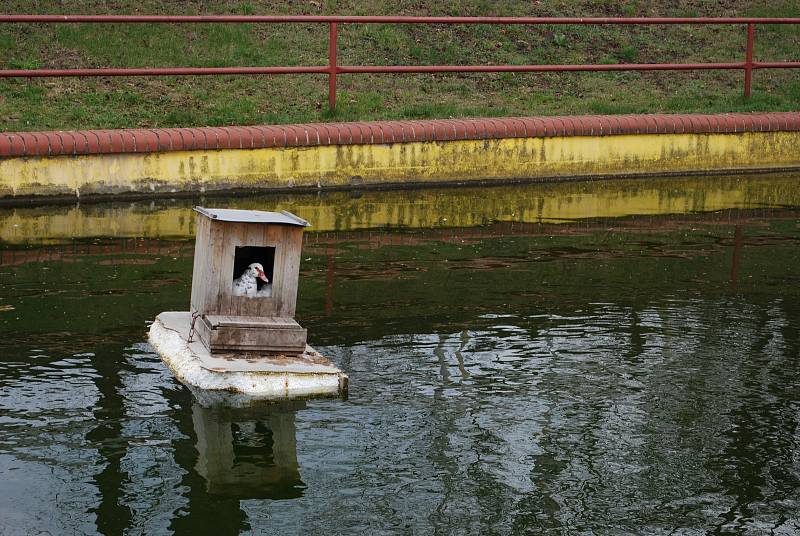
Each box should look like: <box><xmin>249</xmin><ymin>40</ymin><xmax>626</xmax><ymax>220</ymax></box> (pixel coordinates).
<box><xmin>193</xmin><ymin>207</ymin><xmax>310</xmax><ymax>226</ymax></box>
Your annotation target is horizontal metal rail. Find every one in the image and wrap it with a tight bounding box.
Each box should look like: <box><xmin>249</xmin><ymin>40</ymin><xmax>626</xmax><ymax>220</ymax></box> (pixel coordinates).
<box><xmin>1</xmin><ymin>15</ymin><xmax>800</xmax><ymax>24</ymax></box>
<box><xmin>0</xmin><ymin>67</ymin><xmax>331</xmax><ymax>77</ymax></box>
<box><xmin>1</xmin><ymin>15</ymin><xmax>799</xmax><ymax>109</ymax></box>
<box><xmin>5</xmin><ymin>62</ymin><xmax>800</xmax><ymax>78</ymax></box>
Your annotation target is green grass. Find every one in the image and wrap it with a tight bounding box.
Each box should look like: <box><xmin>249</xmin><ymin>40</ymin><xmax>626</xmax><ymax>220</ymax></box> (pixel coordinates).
<box><xmin>0</xmin><ymin>0</ymin><xmax>799</xmax><ymax>131</ymax></box>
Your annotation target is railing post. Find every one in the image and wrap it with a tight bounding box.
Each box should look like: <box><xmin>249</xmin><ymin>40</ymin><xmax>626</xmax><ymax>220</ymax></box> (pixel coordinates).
<box><xmin>744</xmin><ymin>22</ymin><xmax>755</xmax><ymax>98</ymax></box>
<box><xmin>325</xmin><ymin>245</ymin><xmax>335</xmax><ymax>316</ymax></box>
<box><xmin>328</xmin><ymin>22</ymin><xmax>338</xmax><ymax>111</ymax></box>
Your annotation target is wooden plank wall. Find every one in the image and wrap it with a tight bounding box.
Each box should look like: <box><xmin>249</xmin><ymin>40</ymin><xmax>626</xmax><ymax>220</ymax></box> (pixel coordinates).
<box><xmin>189</xmin><ymin>213</ymin><xmax>209</xmax><ymax>313</ymax></box>
<box><xmin>190</xmin><ymin>216</ymin><xmax>304</xmax><ymax>319</ymax></box>
<box><xmin>277</xmin><ymin>227</ymin><xmax>302</xmax><ymax>317</ymax></box>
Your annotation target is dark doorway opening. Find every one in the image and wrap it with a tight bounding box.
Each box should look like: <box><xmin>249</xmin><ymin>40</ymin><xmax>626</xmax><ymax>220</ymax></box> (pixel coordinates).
<box><xmin>233</xmin><ymin>246</ymin><xmax>276</xmax><ymax>291</ymax></box>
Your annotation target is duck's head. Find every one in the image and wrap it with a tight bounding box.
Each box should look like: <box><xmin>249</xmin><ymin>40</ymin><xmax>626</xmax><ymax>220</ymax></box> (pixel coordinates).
<box><xmin>247</xmin><ymin>263</ymin><xmax>269</xmax><ymax>283</ymax></box>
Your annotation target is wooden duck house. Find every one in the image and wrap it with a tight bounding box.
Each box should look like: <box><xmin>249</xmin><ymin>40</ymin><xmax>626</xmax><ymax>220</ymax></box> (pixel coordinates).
<box><xmin>190</xmin><ymin>207</ymin><xmax>310</xmax><ymax>354</ymax></box>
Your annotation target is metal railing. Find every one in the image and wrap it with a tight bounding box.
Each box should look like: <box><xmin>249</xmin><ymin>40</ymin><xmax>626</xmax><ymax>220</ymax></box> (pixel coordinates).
<box><xmin>1</xmin><ymin>15</ymin><xmax>799</xmax><ymax>110</ymax></box>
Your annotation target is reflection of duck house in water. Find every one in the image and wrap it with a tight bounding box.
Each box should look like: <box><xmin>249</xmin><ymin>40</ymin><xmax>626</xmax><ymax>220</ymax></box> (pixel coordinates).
<box><xmin>191</xmin><ymin>207</ymin><xmax>309</xmax><ymax>354</ymax></box>
<box><xmin>192</xmin><ymin>401</ymin><xmax>306</xmax><ymax>500</ymax></box>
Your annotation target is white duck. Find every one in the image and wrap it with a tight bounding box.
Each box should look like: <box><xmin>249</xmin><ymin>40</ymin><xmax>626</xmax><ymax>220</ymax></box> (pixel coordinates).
<box><xmin>232</xmin><ymin>263</ymin><xmax>269</xmax><ymax>297</ymax></box>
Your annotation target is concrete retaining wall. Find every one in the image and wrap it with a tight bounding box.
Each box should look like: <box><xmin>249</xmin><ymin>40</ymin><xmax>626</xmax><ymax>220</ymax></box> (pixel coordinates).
<box><xmin>1</xmin><ymin>113</ymin><xmax>799</xmax><ymax>200</ymax></box>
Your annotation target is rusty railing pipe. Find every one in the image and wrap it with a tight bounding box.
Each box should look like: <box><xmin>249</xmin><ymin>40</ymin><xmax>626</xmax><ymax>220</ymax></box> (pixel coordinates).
<box><xmin>1</xmin><ymin>15</ymin><xmax>800</xmax><ymax>24</ymax></box>
<box><xmin>0</xmin><ymin>66</ymin><xmax>330</xmax><ymax>77</ymax></box>
<box><xmin>1</xmin><ymin>15</ymin><xmax>799</xmax><ymax>106</ymax></box>
<box><xmin>744</xmin><ymin>23</ymin><xmax>755</xmax><ymax>97</ymax></box>
<box><xmin>329</xmin><ymin>22</ymin><xmax>338</xmax><ymax>110</ymax></box>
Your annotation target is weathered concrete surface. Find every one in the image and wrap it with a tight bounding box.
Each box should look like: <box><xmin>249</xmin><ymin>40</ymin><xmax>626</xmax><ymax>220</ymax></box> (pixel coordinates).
<box><xmin>1</xmin><ymin>114</ymin><xmax>799</xmax><ymax>200</ymax></box>
<box><xmin>148</xmin><ymin>311</ymin><xmax>347</xmax><ymax>400</ymax></box>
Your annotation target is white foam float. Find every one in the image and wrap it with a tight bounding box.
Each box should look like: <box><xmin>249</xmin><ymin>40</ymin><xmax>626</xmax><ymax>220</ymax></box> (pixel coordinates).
<box><xmin>148</xmin><ymin>312</ymin><xmax>348</xmax><ymax>400</ymax></box>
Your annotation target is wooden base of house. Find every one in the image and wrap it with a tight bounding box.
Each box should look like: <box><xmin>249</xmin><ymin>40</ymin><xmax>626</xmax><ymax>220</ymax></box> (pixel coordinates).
<box><xmin>196</xmin><ymin>314</ymin><xmax>308</xmax><ymax>353</ymax></box>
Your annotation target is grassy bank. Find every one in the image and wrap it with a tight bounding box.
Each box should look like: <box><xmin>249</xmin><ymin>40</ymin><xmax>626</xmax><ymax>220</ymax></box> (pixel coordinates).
<box><xmin>1</xmin><ymin>1</ymin><xmax>799</xmax><ymax>132</ymax></box>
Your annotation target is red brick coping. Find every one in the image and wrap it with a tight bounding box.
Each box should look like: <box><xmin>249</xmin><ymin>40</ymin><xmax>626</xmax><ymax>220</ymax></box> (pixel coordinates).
<box><xmin>1</xmin><ymin>113</ymin><xmax>799</xmax><ymax>159</ymax></box>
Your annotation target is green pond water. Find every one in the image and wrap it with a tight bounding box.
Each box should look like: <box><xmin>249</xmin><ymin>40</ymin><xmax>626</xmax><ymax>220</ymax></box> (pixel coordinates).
<box><xmin>1</xmin><ymin>176</ymin><xmax>799</xmax><ymax>535</ymax></box>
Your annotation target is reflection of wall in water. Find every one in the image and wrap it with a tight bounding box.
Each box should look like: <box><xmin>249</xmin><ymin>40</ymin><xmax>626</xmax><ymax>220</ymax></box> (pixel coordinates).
<box><xmin>192</xmin><ymin>401</ymin><xmax>306</xmax><ymax>500</ymax></box>
<box><xmin>4</xmin><ymin>174</ymin><xmax>800</xmax><ymax>244</ymax></box>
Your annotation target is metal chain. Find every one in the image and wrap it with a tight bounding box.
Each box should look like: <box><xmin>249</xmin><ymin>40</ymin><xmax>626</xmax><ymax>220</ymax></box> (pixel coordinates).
<box><xmin>187</xmin><ymin>311</ymin><xmax>201</xmax><ymax>343</ymax></box>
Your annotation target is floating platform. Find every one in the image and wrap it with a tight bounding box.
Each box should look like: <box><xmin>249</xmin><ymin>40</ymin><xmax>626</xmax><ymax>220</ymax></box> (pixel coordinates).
<box><xmin>148</xmin><ymin>312</ymin><xmax>347</xmax><ymax>399</ymax></box>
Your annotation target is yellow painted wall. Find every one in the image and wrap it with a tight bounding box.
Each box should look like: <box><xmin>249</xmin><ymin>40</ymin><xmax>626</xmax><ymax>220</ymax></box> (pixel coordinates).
<box><xmin>1</xmin><ymin>131</ymin><xmax>799</xmax><ymax>198</ymax></box>
<box><xmin>2</xmin><ymin>174</ymin><xmax>798</xmax><ymax>244</ymax></box>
